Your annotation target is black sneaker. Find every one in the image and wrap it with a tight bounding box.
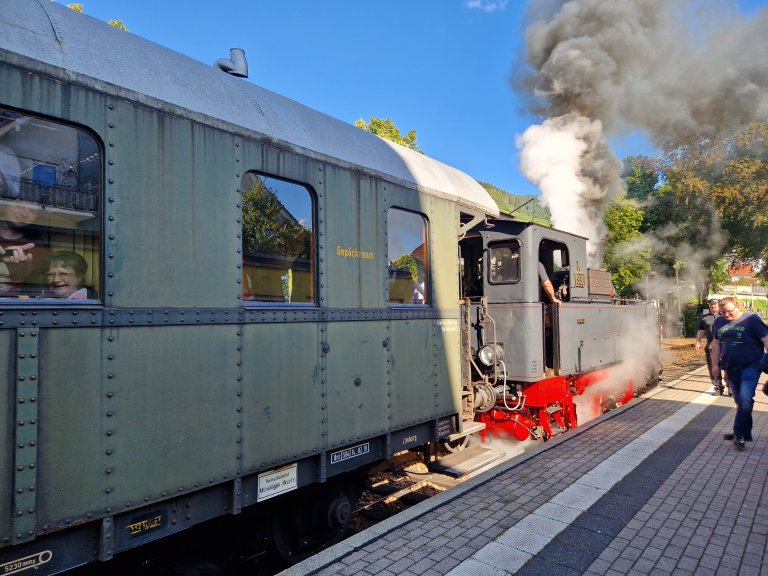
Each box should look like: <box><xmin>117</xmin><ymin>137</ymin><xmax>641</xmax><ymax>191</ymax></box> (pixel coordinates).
<box><xmin>725</xmin><ymin>433</ymin><xmax>753</xmax><ymax>442</ymax></box>
<box><xmin>734</xmin><ymin>435</ymin><xmax>746</xmax><ymax>449</ymax></box>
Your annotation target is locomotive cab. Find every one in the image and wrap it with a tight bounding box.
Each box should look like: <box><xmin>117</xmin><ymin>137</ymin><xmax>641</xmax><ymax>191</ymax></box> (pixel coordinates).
<box><xmin>459</xmin><ymin>216</ymin><xmax>589</xmax><ymax>379</ymax></box>
<box><xmin>458</xmin><ymin>216</ymin><xmax>656</xmax><ymax>441</ymax></box>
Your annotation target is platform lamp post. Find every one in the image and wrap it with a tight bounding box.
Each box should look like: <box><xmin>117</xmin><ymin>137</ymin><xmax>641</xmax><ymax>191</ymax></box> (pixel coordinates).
<box><xmin>646</xmin><ymin>270</ymin><xmax>656</xmax><ymax>302</ymax></box>
<box><xmin>673</xmin><ymin>259</ymin><xmax>685</xmax><ymax>336</ymax></box>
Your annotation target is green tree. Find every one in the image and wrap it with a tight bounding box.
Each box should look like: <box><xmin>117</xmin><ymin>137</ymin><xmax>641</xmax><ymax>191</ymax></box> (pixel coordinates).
<box><xmin>392</xmin><ymin>254</ymin><xmax>420</xmax><ymax>281</ymax></box>
<box><xmin>66</xmin><ymin>3</ymin><xmax>127</xmax><ymax>30</ymax></box>
<box><xmin>660</xmin><ymin>123</ymin><xmax>768</xmax><ymax>266</ymax></box>
<box><xmin>480</xmin><ymin>182</ymin><xmax>551</xmax><ymax>225</ymax></box>
<box><xmin>242</xmin><ymin>178</ymin><xmax>311</xmax><ymax>259</ymax></box>
<box><xmin>708</xmin><ymin>258</ymin><xmax>729</xmax><ymax>294</ymax></box>
<box><xmin>623</xmin><ymin>155</ymin><xmax>660</xmax><ymax>204</ymax></box>
<box><xmin>354</xmin><ymin>117</ymin><xmax>422</xmax><ymax>154</ymax></box>
<box><xmin>602</xmin><ymin>196</ymin><xmax>650</xmax><ymax>295</ymax></box>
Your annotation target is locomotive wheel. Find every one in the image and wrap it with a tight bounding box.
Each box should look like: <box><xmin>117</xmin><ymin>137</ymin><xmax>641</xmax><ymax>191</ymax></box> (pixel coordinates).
<box><xmin>442</xmin><ymin>435</ymin><xmax>470</xmax><ymax>453</ymax></box>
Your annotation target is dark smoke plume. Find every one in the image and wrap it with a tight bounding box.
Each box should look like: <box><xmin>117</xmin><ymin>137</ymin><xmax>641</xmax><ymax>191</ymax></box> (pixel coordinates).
<box><xmin>518</xmin><ymin>0</ymin><xmax>768</xmax><ymax>265</ymax></box>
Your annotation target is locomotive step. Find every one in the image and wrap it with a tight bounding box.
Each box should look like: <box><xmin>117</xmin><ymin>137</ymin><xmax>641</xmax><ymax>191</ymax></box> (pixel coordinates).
<box><xmin>447</xmin><ymin>421</ymin><xmax>486</xmax><ymax>441</ymax></box>
<box><xmin>430</xmin><ymin>445</ymin><xmax>505</xmax><ymax>478</ymax></box>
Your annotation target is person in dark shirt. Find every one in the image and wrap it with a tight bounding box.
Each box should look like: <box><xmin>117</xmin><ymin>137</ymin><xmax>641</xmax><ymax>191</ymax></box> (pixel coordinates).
<box><xmin>711</xmin><ymin>297</ymin><xmax>768</xmax><ymax>449</ymax></box>
<box><xmin>695</xmin><ymin>299</ymin><xmax>726</xmax><ymax>395</ymax></box>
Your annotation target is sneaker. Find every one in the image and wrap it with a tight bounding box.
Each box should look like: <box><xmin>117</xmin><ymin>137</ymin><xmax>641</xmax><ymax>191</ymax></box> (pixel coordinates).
<box><xmin>725</xmin><ymin>433</ymin><xmax>753</xmax><ymax>441</ymax></box>
<box><xmin>734</xmin><ymin>436</ymin><xmax>746</xmax><ymax>449</ymax></box>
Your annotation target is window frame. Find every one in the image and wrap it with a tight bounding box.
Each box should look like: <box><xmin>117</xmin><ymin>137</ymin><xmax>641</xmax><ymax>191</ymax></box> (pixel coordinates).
<box><xmin>0</xmin><ymin>106</ymin><xmax>103</xmax><ymax>306</ymax></box>
<box><xmin>386</xmin><ymin>207</ymin><xmax>431</xmax><ymax>307</ymax></box>
<box><xmin>240</xmin><ymin>171</ymin><xmax>317</xmax><ymax>308</ymax></box>
<box><xmin>487</xmin><ymin>239</ymin><xmax>521</xmax><ymax>285</ymax></box>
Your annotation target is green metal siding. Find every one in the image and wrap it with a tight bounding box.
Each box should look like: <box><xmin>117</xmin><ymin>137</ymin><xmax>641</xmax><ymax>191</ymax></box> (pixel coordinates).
<box><xmin>103</xmin><ymin>326</ymin><xmax>241</xmax><ymax>506</ymax></box>
<box><xmin>37</xmin><ymin>329</ymin><xmax>105</xmax><ymax>524</ymax></box>
<box><xmin>325</xmin><ymin>322</ymin><xmax>389</xmax><ymax>445</ymax></box>
<box><xmin>0</xmin><ymin>330</ymin><xmax>13</xmax><ymax>541</ymax></box>
<box><xmin>322</xmin><ymin>168</ymin><xmax>383</xmax><ymax>310</ymax></box>
<box><xmin>107</xmin><ymin>104</ymin><xmax>240</xmax><ymax>308</ymax></box>
<box><xmin>388</xmin><ymin>319</ymin><xmax>436</xmax><ymax>428</ymax></box>
<box><xmin>241</xmin><ymin>322</ymin><xmax>323</xmax><ymax>468</ymax></box>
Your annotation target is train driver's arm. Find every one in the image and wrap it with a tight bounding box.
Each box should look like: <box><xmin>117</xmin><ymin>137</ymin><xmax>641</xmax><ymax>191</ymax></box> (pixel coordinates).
<box><xmin>539</xmin><ymin>262</ymin><xmax>561</xmax><ymax>305</ymax></box>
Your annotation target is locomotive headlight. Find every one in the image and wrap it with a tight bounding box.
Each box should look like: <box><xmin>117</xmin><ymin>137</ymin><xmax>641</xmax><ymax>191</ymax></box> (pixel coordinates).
<box><xmin>478</xmin><ymin>344</ymin><xmax>503</xmax><ymax>367</ymax></box>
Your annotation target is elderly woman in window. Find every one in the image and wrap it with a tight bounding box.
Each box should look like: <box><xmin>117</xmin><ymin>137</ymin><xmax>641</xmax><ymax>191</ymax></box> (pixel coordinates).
<box><xmin>43</xmin><ymin>252</ymin><xmax>96</xmax><ymax>299</ymax></box>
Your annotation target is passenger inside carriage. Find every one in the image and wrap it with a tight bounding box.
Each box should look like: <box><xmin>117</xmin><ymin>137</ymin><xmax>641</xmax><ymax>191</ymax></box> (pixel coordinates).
<box><xmin>42</xmin><ymin>252</ymin><xmax>96</xmax><ymax>299</ymax></box>
<box><xmin>0</xmin><ymin>201</ymin><xmax>50</xmax><ymax>297</ymax></box>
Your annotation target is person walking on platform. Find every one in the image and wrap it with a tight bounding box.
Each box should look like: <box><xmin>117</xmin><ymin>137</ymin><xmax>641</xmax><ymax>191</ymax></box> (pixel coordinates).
<box><xmin>710</xmin><ymin>297</ymin><xmax>768</xmax><ymax>449</ymax></box>
<box><xmin>695</xmin><ymin>298</ymin><xmax>726</xmax><ymax>395</ymax></box>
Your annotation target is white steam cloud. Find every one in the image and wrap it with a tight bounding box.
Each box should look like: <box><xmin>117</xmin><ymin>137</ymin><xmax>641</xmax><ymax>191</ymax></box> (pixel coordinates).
<box><xmin>518</xmin><ymin>0</ymin><xmax>768</xmax><ymax>267</ymax></box>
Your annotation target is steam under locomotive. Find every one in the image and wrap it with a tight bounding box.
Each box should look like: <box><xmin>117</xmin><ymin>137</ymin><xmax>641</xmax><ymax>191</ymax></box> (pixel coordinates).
<box><xmin>0</xmin><ymin>2</ymin><xmax>658</xmax><ymax>574</ymax></box>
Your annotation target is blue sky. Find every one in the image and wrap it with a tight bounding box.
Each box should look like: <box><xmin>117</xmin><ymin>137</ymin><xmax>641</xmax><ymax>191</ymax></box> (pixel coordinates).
<box><xmin>56</xmin><ymin>0</ymin><xmax>767</xmax><ymax>198</ymax></box>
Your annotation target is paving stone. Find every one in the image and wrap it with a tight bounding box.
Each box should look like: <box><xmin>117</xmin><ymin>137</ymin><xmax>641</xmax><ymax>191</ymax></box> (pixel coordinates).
<box><xmin>279</xmin><ymin>368</ymin><xmax>768</xmax><ymax>576</ymax></box>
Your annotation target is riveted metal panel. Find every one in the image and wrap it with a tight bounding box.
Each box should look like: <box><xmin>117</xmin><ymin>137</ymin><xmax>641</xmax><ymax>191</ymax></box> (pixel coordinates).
<box><xmin>11</xmin><ymin>329</ymin><xmax>39</xmax><ymax>544</ymax></box>
<box><xmin>558</xmin><ymin>304</ymin><xmax>655</xmax><ymax>374</ymax></box>
<box><xmin>433</xmin><ymin>318</ymin><xmax>463</xmax><ymax>416</ymax></box>
<box><xmin>36</xmin><ymin>329</ymin><xmax>104</xmax><ymax>528</ymax></box>
<box><xmin>105</xmin><ymin>103</ymin><xmax>240</xmax><ymax>309</ymax></box>
<box><xmin>323</xmin><ymin>169</ymin><xmax>383</xmax><ymax>310</ymax></box>
<box><xmin>388</xmin><ymin>319</ymin><xmax>437</xmax><ymax>428</ymax></box>
<box><xmin>484</xmin><ymin>303</ymin><xmax>546</xmax><ymax>381</ymax></box>
<box><xmin>240</xmin><ymin>322</ymin><xmax>322</xmax><ymax>471</ymax></box>
<box><xmin>426</xmin><ymin>197</ymin><xmax>460</xmax><ymax>311</ymax></box>
<box><xmin>100</xmin><ymin>326</ymin><xmax>240</xmax><ymax>512</ymax></box>
<box><xmin>325</xmin><ymin>322</ymin><xmax>389</xmax><ymax>446</ymax></box>
<box><xmin>0</xmin><ymin>330</ymin><xmax>12</xmax><ymax>545</ymax></box>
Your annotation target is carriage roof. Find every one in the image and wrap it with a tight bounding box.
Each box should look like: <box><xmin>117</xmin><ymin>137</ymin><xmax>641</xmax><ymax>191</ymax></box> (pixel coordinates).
<box><xmin>0</xmin><ymin>0</ymin><xmax>499</xmax><ymax>218</ymax></box>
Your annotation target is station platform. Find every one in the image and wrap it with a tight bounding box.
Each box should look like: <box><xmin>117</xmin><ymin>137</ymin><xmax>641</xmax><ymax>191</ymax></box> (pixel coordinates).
<box><xmin>280</xmin><ymin>364</ymin><xmax>768</xmax><ymax>576</ymax></box>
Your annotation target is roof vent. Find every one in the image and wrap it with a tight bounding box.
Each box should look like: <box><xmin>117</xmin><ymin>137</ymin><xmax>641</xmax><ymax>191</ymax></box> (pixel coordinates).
<box><xmin>214</xmin><ymin>48</ymin><xmax>248</xmax><ymax>78</ymax></box>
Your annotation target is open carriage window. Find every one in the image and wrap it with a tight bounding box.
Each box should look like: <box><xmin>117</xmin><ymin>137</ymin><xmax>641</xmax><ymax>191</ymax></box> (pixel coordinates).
<box><xmin>241</xmin><ymin>172</ymin><xmax>315</xmax><ymax>304</ymax></box>
<box><xmin>388</xmin><ymin>208</ymin><xmax>429</xmax><ymax>306</ymax></box>
<box><xmin>0</xmin><ymin>107</ymin><xmax>101</xmax><ymax>301</ymax></box>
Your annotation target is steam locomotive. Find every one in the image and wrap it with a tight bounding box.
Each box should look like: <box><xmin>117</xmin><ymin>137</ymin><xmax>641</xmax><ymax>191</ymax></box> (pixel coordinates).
<box><xmin>0</xmin><ymin>1</ymin><xmax>658</xmax><ymax>573</ymax></box>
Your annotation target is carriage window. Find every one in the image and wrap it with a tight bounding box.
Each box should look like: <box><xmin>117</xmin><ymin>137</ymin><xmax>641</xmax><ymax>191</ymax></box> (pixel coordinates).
<box><xmin>0</xmin><ymin>107</ymin><xmax>101</xmax><ymax>301</ymax></box>
<box><xmin>388</xmin><ymin>208</ymin><xmax>429</xmax><ymax>305</ymax></box>
<box><xmin>488</xmin><ymin>241</ymin><xmax>520</xmax><ymax>284</ymax></box>
<box><xmin>241</xmin><ymin>172</ymin><xmax>315</xmax><ymax>304</ymax></box>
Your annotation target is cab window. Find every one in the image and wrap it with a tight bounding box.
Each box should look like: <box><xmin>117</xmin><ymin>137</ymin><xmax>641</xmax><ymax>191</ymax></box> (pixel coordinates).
<box><xmin>0</xmin><ymin>107</ymin><xmax>101</xmax><ymax>301</ymax></box>
<box><xmin>388</xmin><ymin>208</ymin><xmax>429</xmax><ymax>305</ymax></box>
<box><xmin>488</xmin><ymin>241</ymin><xmax>520</xmax><ymax>284</ymax></box>
<box><xmin>241</xmin><ymin>172</ymin><xmax>315</xmax><ymax>304</ymax></box>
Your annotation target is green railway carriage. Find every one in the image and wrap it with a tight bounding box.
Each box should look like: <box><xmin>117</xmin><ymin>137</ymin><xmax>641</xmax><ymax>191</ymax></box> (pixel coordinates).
<box><xmin>0</xmin><ymin>1</ymin><xmax>499</xmax><ymax>572</ymax></box>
